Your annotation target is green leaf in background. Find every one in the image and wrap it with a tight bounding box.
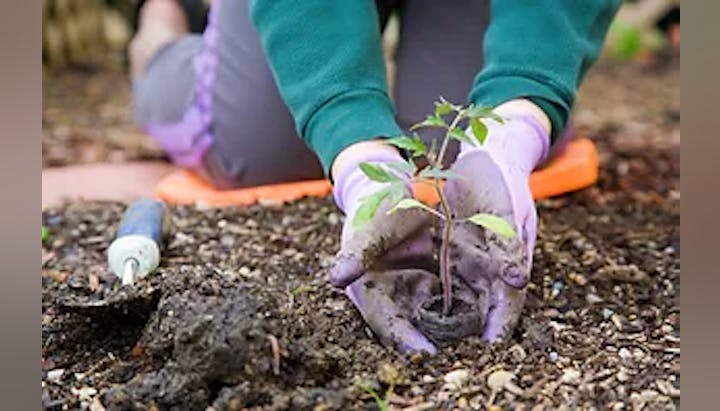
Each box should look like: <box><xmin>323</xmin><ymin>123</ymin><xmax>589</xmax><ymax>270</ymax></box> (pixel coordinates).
<box><xmin>359</xmin><ymin>162</ymin><xmax>401</xmax><ymax>183</ymax></box>
<box><xmin>449</xmin><ymin>127</ymin><xmax>471</xmax><ymax>144</ymax></box>
<box><xmin>418</xmin><ymin>166</ymin><xmax>464</xmax><ymax>181</ymax></box>
<box><xmin>609</xmin><ymin>20</ymin><xmax>642</xmax><ymax>59</ymax></box>
<box><xmin>42</xmin><ymin>225</ymin><xmax>49</xmax><ymax>242</ymax></box>
<box><xmin>387</xmin><ymin>135</ymin><xmax>427</xmax><ymax>157</ymax></box>
<box><xmin>410</xmin><ymin>114</ymin><xmax>446</xmax><ymax>131</ymax></box>
<box><xmin>353</xmin><ymin>187</ymin><xmax>391</xmax><ymax>229</ymax></box>
<box><xmin>470</xmin><ymin>118</ymin><xmax>488</xmax><ymax>146</ymax></box>
<box><xmin>467</xmin><ymin>213</ymin><xmax>516</xmax><ymax>239</ymax></box>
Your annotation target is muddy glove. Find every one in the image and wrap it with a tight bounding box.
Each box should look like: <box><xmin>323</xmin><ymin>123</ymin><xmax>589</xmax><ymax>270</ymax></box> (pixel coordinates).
<box><xmin>445</xmin><ymin>111</ymin><xmax>550</xmax><ymax>341</ymax></box>
<box><xmin>330</xmin><ymin>147</ymin><xmax>439</xmax><ymax>354</ymax></box>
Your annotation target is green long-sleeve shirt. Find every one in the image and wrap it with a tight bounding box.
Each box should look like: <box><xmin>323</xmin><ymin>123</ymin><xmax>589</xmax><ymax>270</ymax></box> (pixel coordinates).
<box><xmin>249</xmin><ymin>1</ymin><xmax>621</xmax><ymax>174</ymax></box>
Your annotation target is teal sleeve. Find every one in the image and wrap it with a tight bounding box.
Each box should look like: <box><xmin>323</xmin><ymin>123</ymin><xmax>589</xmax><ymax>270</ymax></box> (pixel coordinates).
<box><xmin>248</xmin><ymin>1</ymin><xmax>403</xmax><ymax>174</ymax></box>
<box><xmin>469</xmin><ymin>0</ymin><xmax>622</xmax><ymax>142</ymax></box>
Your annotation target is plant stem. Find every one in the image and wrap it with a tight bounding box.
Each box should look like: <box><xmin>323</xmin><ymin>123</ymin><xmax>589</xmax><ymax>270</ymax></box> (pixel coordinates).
<box><xmin>437</xmin><ymin>110</ymin><xmax>464</xmax><ymax>167</ymax></box>
<box><xmin>436</xmin><ymin>183</ymin><xmax>453</xmax><ymax>316</ymax></box>
<box><xmin>433</xmin><ymin>110</ymin><xmax>463</xmax><ymax>316</ymax></box>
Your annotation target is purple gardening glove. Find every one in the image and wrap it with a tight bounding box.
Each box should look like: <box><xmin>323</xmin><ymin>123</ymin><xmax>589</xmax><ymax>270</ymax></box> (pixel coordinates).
<box><xmin>444</xmin><ymin>112</ymin><xmax>550</xmax><ymax>341</ymax></box>
<box><xmin>331</xmin><ymin>149</ymin><xmax>440</xmax><ymax>354</ymax></box>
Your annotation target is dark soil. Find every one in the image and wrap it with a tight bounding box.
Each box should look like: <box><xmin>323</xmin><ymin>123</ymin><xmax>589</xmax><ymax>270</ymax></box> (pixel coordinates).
<box><xmin>42</xmin><ymin>58</ymin><xmax>679</xmax><ymax>409</ymax></box>
<box><xmin>41</xmin><ymin>145</ymin><xmax>679</xmax><ymax>409</ymax></box>
<box><xmin>416</xmin><ymin>294</ymin><xmax>486</xmax><ymax>347</ymax></box>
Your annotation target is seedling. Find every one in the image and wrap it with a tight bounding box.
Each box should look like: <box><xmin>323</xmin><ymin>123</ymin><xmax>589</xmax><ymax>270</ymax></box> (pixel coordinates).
<box><xmin>361</xmin><ymin>384</ymin><xmax>391</xmax><ymax>411</ymax></box>
<box><xmin>354</xmin><ymin>97</ymin><xmax>516</xmax><ymax>316</ymax></box>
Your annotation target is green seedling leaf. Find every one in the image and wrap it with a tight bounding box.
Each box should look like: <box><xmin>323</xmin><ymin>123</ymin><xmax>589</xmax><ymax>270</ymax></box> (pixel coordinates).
<box><xmin>387</xmin><ymin>135</ymin><xmax>427</xmax><ymax>157</ymax></box>
<box><xmin>470</xmin><ymin>118</ymin><xmax>488</xmax><ymax>146</ymax></box>
<box><xmin>449</xmin><ymin>127</ymin><xmax>472</xmax><ymax>144</ymax></box>
<box><xmin>418</xmin><ymin>166</ymin><xmax>464</xmax><ymax>181</ymax></box>
<box><xmin>290</xmin><ymin>284</ymin><xmax>314</xmax><ymax>296</ymax></box>
<box><xmin>359</xmin><ymin>162</ymin><xmax>401</xmax><ymax>183</ymax></box>
<box><xmin>467</xmin><ymin>105</ymin><xmax>505</xmax><ymax>124</ymax></box>
<box><xmin>467</xmin><ymin>213</ymin><xmax>516</xmax><ymax>239</ymax></box>
<box><xmin>437</xmin><ymin>96</ymin><xmax>462</xmax><ymax>111</ymax></box>
<box><xmin>387</xmin><ymin>182</ymin><xmax>407</xmax><ymax>206</ymax></box>
<box><xmin>353</xmin><ymin>187</ymin><xmax>391</xmax><ymax>229</ymax></box>
<box><xmin>362</xmin><ymin>385</ymin><xmax>388</xmax><ymax>411</ymax></box>
<box><xmin>385</xmin><ymin>159</ymin><xmax>416</xmax><ymax>176</ymax></box>
<box><xmin>387</xmin><ymin>198</ymin><xmax>441</xmax><ymax>219</ymax></box>
<box><xmin>434</xmin><ymin>100</ymin><xmax>453</xmax><ymax>116</ymax></box>
<box><xmin>42</xmin><ymin>225</ymin><xmax>49</xmax><ymax>242</ymax></box>
<box><xmin>410</xmin><ymin>114</ymin><xmax>446</xmax><ymax>131</ymax></box>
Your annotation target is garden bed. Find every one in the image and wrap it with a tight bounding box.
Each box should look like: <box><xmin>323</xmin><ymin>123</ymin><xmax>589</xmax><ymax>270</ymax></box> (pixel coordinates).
<box><xmin>42</xmin><ymin>59</ymin><xmax>679</xmax><ymax>410</ymax></box>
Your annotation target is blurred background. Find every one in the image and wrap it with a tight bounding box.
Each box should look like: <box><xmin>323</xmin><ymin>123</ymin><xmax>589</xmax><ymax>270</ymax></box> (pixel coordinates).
<box><xmin>42</xmin><ymin>0</ymin><xmax>679</xmax><ymax>173</ymax></box>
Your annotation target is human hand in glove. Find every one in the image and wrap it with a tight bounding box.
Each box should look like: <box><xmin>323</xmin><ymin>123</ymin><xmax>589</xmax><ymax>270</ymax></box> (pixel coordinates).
<box><xmin>330</xmin><ymin>141</ymin><xmax>440</xmax><ymax>354</ymax></box>
<box><xmin>443</xmin><ymin>102</ymin><xmax>550</xmax><ymax>340</ymax></box>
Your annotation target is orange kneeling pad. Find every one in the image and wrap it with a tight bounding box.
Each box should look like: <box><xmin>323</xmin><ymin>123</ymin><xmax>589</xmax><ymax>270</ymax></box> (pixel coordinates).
<box><xmin>155</xmin><ymin>137</ymin><xmax>599</xmax><ymax>206</ymax></box>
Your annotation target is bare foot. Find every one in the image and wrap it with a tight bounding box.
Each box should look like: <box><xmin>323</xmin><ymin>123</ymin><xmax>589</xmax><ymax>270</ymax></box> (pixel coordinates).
<box><xmin>42</xmin><ymin>162</ymin><xmax>177</xmax><ymax>208</ymax></box>
<box><xmin>129</xmin><ymin>0</ymin><xmax>189</xmax><ymax>81</ymax></box>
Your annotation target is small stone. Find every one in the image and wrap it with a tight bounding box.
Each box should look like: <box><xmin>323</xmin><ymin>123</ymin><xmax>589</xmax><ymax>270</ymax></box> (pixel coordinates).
<box><xmin>487</xmin><ymin>406</ymin><xmax>502</xmax><ymax>411</ymax></box>
<box><xmin>328</xmin><ymin>213</ymin><xmax>340</xmax><ymax>225</ymax></box>
<box><xmin>487</xmin><ymin>370</ymin><xmax>515</xmax><ymax>392</ymax></box>
<box><xmin>421</xmin><ymin>375</ymin><xmax>435</xmax><ymax>384</ymax></box>
<box><xmin>325</xmin><ymin>299</ymin><xmax>344</xmax><ymax>311</ymax></box>
<box><xmin>71</xmin><ymin>386</ymin><xmax>97</xmax><ymax>401</ymax></box>
<box><xmin>220</xmin><ymin>235</ymin><xmax>235</xmax><ymax>248</ymax></box>
<box><xmin>89</xmin><ymin>397</ymin><xmax>106</xmax><ymax>411</ymax></box>
<box><xmin>586</xmin><ymin>293</ymin><xmax>603</xmax><ymax>304</ymax></box>
<box><xmin>238</xmin><ymin>266</ymin><xmax>251</xmax><ymax>276</ymax></box>
<box><xmin>282</xmin><ymin>248</ymin><xmax>298</xmax><ymax>257</ymax></box>
<box><xmin>410</xmin><ymin>385</ymin><xmax>424</xmax><ymax>396</ymax></box>
<box><xmin>655</xmin><ymin>379</ymin><xmax>680</xmax><ymax>398</ymax></box>
<box><xmin>616</xmin><ymin>368</ymin><xmax>630</xmax><ymax>382</ymax></box>
<box><xmin>409</xmin><ymin>352</ymin><xmax>424</xmax><ymax>364</ymax></box>
<box><xmin>641</xmin><ymin>389</ymin><xmax>659</xmax><ymax>401</ymax></box>
<box><xmin>560</xmin><ymin>368</ymin><xmax>581</xmax><ymax>385</ymax></box>
<box><xmin>549</xmin><ymin>352</ymin><xmax>559</xmax><ymax>362</ymax></box>
<box><xmin>543</xmin><ymin>308</ymin><xmax>560</xmax><ymax>318</ymax></box>
<box><xmin>602</xmin><ymin>308</ymin><xmax>614</xmax><ymax>319</ymax></box>
<box><xmin>444</xmin><ymin>369</ymin><xmax>470</xmax><ymax>389</ymax></box>
<box><xmin>457</xmin><ymin>397</ymin><xmax>469</xmax><ymax>409</ymax></box>
<box><xmin>618</xmin><ymin>348</ymin><xmax>632</xmax><ymax>361</ymax></box>
<box><xmin>568</xmin><ymin>272</ymin><xmax>587</xmax><ymax>286</ymax></box>
<box><xmin>508</xmin><ymin>344</ymin><xmax>527</xmax><ymax>362</ymax></box>
<box><xmin>46</xmin><ymin>369</ymin><xmax>64</xmax><ymax>382</ymax></box>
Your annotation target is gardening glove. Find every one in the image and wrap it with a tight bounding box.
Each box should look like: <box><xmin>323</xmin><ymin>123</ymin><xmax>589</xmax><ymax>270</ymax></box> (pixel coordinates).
<box><xmin>445</xmin><ymin>111</ymin><xmax>550</xmax><ymax>341</ymax></box>
<box><xmin>330</xmin><ymin>148</ymin><xmax>439</xmax><ymax>354</ymax></box>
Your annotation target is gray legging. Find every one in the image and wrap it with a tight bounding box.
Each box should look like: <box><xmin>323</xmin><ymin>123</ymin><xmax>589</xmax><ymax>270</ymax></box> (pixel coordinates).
<box><xmin>133</xmin><ymin>0</ymin><xmax>489</xmax><ymax>189</ymax></box>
